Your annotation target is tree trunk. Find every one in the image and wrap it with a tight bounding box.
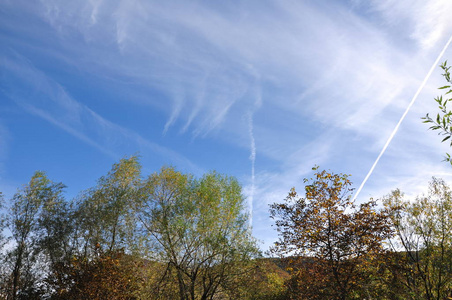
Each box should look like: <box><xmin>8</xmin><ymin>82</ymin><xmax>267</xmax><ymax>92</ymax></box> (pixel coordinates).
<box><xmin>11</xmin><ymin>242</ymin><xmax>25</xmax><ymax>300</ymax></box>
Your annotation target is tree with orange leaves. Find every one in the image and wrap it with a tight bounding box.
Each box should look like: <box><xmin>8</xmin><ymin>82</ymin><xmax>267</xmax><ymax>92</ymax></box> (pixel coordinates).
<box><xmin>270</xmin><ymin>167</ymin><xmax>393</xmax><ymax>299</ymax></box>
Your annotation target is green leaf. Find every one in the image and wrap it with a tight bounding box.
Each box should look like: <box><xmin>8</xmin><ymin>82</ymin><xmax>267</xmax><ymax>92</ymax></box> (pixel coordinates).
<box><xmin>439</xmin><ymin>86</ymin><xmax>451</xmax><ymax>89</ymax></box>
<box><xmin>442</xmin><ymin>136</ymin><xmax>451</xmax><ymax>142</ymax></box>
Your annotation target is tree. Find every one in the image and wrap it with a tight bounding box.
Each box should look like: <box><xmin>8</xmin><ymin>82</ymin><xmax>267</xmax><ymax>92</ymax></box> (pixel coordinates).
<box><xmin>48</xmin><ymin>156</ymin><xmax>144</xmax><ymax>297</ymax></box>
<box><xmin>383</xmin><ymin>178</ymin><xmax>452</xmax><ymax>300</ymax></box>
<box><xmin>5</xmin><ymin>171</ymin><xmax>65</xmax><ymax>300</ymax></box>
<box><xmin>422</xmin><ymin>61</ymin><xmax>452</xmax><ymax>164</ymax></box>
<box><xmin>75</xmin><ymin>156</ymin><xmax>142</xmax><ymax>257</ymax></box>
<box><xmin>35</xmin><ymin>198</ymin><xmax>77</xmax><ymax>297</ymax></box>
<box><xmin>0</xmin><ymin>159</ymin><xmax>264</xmax><ymax>299</ymax></box>
<box><xmin>270</xmin><ymin>167</ymin><xmax>393</xmax><ymax>300</ymax></box>
<box><xmin>136</xmin><ymin>166</ymin><xmax>259</xmax><ymax>300</ymax></box>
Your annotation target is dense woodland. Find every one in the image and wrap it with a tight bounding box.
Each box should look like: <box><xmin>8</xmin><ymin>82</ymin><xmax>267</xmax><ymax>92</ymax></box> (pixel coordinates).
<box><xmin>1</xmin><ymin>65</ymin><xmax>452</xmax><ymax>300</ymax></box>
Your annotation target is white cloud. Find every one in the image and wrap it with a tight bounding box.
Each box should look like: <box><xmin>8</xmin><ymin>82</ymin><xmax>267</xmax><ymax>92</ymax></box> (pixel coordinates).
<box><xmin>368</xmin><ymin>0</ymin><xmax>452</xmax><ymax>50</ymax></box>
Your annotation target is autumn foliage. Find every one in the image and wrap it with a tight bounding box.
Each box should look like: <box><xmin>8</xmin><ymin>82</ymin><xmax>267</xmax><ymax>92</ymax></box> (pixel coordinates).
<box><xmin>0</xmin><ymin>157</ymin><xmax>260</xmax><ymax>300</ymax></box>
<box><xmin>3</xmin><ymin>159</ymin><xmax>452</xmax><ymax>299</ymax></box>
<box><xmin>52</xmin><ymin>250</ymin><xmax>141</xmax><ymax>300</ymax></box>
<box><xmin>270</xmin><ymin>167</ymin><xmax>394</xmax><ymax>299</ymax></box>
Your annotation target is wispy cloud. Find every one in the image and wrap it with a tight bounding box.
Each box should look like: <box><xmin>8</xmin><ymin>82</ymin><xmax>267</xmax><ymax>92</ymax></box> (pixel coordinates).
<box><xmin>1</xmin><ymin>52</ymin><xmax>200</xmax><ymax>172</ymax></box>
<box><xmin>367</xmin><ymin>0</ymin><xmax>452</xmax><ymax>50</ymax></box>
<box><xmin>8</xmin><ymin>0</ymin><xmax>452</xmax><ymax>143</ymax></box>
<box><xmin>2</xmin><ymin>0</ymin><xmax>452</xmax><ymax>250</ymax></box>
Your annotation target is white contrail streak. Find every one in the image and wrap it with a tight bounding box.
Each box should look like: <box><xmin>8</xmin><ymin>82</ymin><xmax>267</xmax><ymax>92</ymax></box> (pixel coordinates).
<box><xmin>246</xmin><ymin>82</ymin><xmax>263</xmax><ymax>227</ymax></box>
<box><xmin>353</xmin><ymin>35</ymin><xmax>452</xmax><ymax>202</ymax></box>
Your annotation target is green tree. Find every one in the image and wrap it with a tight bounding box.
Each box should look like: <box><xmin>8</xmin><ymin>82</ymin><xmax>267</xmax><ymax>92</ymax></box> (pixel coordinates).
<box><xmin>422</xmin><ymin>61</ymin><xmax>452</xmax><ymax>164</ymax></box>
<box><xmin>75</xmin><ymin>156</ymin><xmax>142</xmax><ymax>257</ymax></box>
<box><xmin>5</xmin><ymin>171</ymin><xmax>65</xmax><ymax>300</ymax></box>
<box><xmin>136</xmin><ymin>166</ymin><xmax>259</xmax><ymax>300</ymax></box>
<box><xmin>48</xmin><ymin>156</ymin><xmax>144</xmax><ymax>297</ymax></box>
<box><xmin>270</xmin><ymin>167</ymin><xmax>393</xmax><ymax>300</ymax></box>
<box><xmin>384</xmin><ymin>178</ymin><xmax>452</xmax><ymax>300</ymax></box>
<box><xmin>0</xmin><ymin>159</ymin><xmax>264</xmax><ymax>299</ymax></box>
<box><xmin>36</xmin><ymin>198</ymin><xmax>77</xmax><ymax>296</ymax></box>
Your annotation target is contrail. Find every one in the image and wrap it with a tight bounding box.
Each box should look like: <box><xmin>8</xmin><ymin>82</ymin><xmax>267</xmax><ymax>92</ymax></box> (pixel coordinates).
<box><xmin>353</xmin><ymin>35</ymin><xmax>452</xmax><ymax>202</ymax></box>
<box><xmin>247</xmin><ymin>85</ymin><xmax>263</xmax><ymax>227</ymax></box>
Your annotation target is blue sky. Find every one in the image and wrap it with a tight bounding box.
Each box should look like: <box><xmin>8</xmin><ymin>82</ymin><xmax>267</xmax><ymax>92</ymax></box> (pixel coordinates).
<box><xmin>1</xmin><ymin>0</ymin><xmax>452</xmax><ymax>249</ymax></box>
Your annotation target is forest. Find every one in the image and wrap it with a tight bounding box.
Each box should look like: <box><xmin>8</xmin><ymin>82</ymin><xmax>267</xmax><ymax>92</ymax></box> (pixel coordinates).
<box><xmin>1</xmin><ymin>66</ymin><xmax>452</xmax><ymax>300</ymax></box>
